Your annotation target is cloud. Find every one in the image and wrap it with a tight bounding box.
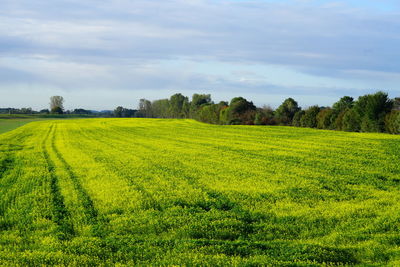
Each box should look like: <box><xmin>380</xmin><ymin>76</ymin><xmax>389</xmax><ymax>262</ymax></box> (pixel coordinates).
<box><xmin>0</xmin><ymin>0</ymin><xmax>399</xmax><ymax>109</ymax></box>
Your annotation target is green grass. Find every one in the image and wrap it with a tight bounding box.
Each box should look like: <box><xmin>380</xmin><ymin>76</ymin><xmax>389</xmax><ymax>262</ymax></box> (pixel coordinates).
<box><xmin>0</xmin><ymin>118</ymin><xmax>44</xmax><ymax>134</ymax></box>
<box><xmin>0</xmin><ymin>118</ymin><xmax>399</xmax><ymax>266</ymax></box>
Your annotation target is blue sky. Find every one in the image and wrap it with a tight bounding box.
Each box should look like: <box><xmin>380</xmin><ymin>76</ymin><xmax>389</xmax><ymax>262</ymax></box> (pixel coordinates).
<box><xmin>1</xmin><ymin>0</ymin><xmax>399</xmax><ymax>110</ymax></box>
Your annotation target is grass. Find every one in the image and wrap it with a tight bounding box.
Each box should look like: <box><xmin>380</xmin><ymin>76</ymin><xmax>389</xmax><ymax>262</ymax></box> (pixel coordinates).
<box><xmin>0</xmin><ymin>118</ymin><xmax>399</xmax><ymax>266</ymax></box>
<box><xmin>0</xmin><ymin>118</ymin><xmax>45</xmax><ymax>134</ymax></box>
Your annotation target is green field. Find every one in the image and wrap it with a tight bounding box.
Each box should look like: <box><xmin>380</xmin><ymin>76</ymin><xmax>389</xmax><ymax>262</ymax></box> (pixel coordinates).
<box><xmin>0</xmin><ymin>119</ymin><xmax>399</xmax><ymax>265</ymax></box>
<box><xmin>0</xmin><ymin>118</ymin><xmax>45</xmax><ymax>134</ymax></box>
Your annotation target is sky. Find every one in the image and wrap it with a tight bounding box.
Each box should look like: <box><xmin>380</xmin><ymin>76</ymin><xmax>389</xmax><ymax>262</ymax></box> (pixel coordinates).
<box><xmin>1</xmin><ymin>0</ymin><xmax>399</xmax><ymax>110</ymax></box>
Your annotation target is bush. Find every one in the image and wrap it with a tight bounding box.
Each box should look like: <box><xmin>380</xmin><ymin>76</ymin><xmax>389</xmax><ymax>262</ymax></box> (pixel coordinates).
<box><xmin>300</xmin><ymin>106</ymin><xmax>320</xmax><ymax>128</ymax></box>
<box><xmin>317</xmin><ymin>108</ymin><xmax>334</xmax><ymax>129</ymax></box>
<box><xmin>342</xmin><ymin>108</ymin><xmax>361</xmax><ymax>132</ymax></box>
<box><xmin>292</xmin><ymin>110</ymin><xmax>305</xmax><ymax>127</ymax></box>
<box><xmin>385</xmin><ymin>110</ymin><xmax>400</xmax><ymax>134</ymax></box>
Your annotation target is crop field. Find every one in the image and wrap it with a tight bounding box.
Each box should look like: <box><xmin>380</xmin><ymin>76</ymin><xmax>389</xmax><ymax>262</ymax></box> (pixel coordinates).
<box><xmin>0</xmin><ymin>118</ymin><xmax>400</xmax><ymax>265</ymax></box>
<box><xmin>0</xmin><ymin>118</ymin><xmax>44</xmax><ymax>134</ymax></box>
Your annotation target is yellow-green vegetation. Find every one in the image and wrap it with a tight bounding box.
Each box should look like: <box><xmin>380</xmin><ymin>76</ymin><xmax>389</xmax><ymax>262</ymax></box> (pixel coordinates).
<box><xmin>1</xmin><ymin>118</ymin><xmax>400</xmax><ymax>266</ymax></box>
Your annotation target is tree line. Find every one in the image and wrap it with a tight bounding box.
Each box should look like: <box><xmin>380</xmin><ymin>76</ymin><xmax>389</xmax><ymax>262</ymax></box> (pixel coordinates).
<box><xmin>2</xmin><ymin>93</ymin><xmax>398</xmax><ymax>134</ymax></box>
<box><xmin>129</xmin><ymin>92</ymin><xmax>400</xmax><ymax>134</ymax></box>
<box><xmin>1</xmin><ymin>96</ymin><xmax>113</xmax><ymax>117</ymax></box>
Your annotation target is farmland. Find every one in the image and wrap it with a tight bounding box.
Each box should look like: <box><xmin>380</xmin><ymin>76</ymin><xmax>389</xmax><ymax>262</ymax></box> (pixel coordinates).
<box><xmin>0</xmin><ymin>118</ymin><xmax>44</xmax><ymax>134</ymax></box>
<box><xmin>0</xmin><ymin>118</ymin><xmax>400</xmax><ymax>265</ymax></box>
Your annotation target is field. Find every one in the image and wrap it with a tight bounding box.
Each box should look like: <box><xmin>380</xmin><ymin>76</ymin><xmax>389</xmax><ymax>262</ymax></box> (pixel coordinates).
<box><xmin>0</xmin><ymin>118</ymin><xmax>45</xmax><ymax>134</ymax></box>
<box><xmin>0</xmin><ymin>118</ymin><xmax>400</xmax><ymax>265</ymax></box>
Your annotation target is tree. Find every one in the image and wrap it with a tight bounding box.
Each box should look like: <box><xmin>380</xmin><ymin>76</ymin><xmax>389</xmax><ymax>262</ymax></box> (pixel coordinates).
<box><xmin>317</xmin><ymin>108</ymin><xmax>334</xmax><ymax>129</ymax></box>
<box><xmin>73</xmin><ymin>109</ymin><xmax>92</xmax><ymax>115</ymax></box>
<box><xmin>20</xmin><ymin>107</ymin><xmax>33</xmax><ymax>114</ymax></box>
<box><xmin>393</xmin><ymin>97</ymin><xmax>400</xmax><ymax>111</ymax></box>
<box><xmin>138</xmin><ymin>98</ymin><xmax>152</xmax><ymax>117</ymax></box>
<box><xmin>342</xmin><ymin>108</ymin><xmax>361</xmax><ymax>132</ymax></box>
<box><xmin>332</xmin><ymin>110</ymin><xmax>347</xmax><ymax>131</ymax></box>
<box><xmin>50</xmin><ymin>96</ymin><xmax>64</xmax><ymax>114</ymax></box>
<box><xmin>385</xmin><ymin>110</ymin><xmax>400</xmax><ymax>134</ymax></box>
<box><xmin>300</xmin><ymin>106</ymin><xmax>320</xmax><ymax>128</ymax></box>
<box><xmin>292</xmin><ymin>110</ymin><xmax>305</xmax><ymax>127</ymax></box>
<box><xmin>169</xmin><ymin>93</ymin><xmax>189</xmax><ymax>118</ymax></box>
<box><xmin>332</xmin><ymin>96</ymin><xmax>354</xmax><ymax>112</ymax></box>
<box><xmin>197</xmin><ymin>103</ymin><xmax>224</xmax><ymax>124</ymax></box>
<box><xmin>275</xmin><ymin>98</ymin><xmax>300</xmax><ymax>125</ymax></box>
<box><xmin>114</xmin><ymin>106</ymin><xmax>124</xmax><ymax>117</ymax></box>
<box><xmin>220</xmin><ymin>97</ymin><xmax>256</xmax><ymax>125</ymax></box>
<box><xmin>190</xmin><ymin>94</ymin><xmax>212</xmax><ymax>118</ymax></box>
<box><xmin>114</xmin><ymin>106</ymin><xmax>136</xmax><ymax>117</ymax></box>
<box><xmin>254</xmin><ymin>106</ymin><xmax>275</xmax><ymax>125</ymax></box>
<box><xmin>353</xmin><ymin>91</ymin><xmax>393</xmax><ymax>132</ymax></box>
<box><xmin>330</xmin><ymin>96</ymin><xmax>354</xmax><ymax>129</ymax></box>
<box><xmin>152</xmin><ymin>99</ymin><xmax>170</xmax><ymax>118</ymax></box>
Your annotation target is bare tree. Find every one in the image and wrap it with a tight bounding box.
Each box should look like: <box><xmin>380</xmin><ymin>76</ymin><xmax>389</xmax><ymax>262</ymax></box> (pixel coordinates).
<box><xmin>50</xmin><ymin>96</ymin><xmax>64</xmax><ymax>114</ymax></box>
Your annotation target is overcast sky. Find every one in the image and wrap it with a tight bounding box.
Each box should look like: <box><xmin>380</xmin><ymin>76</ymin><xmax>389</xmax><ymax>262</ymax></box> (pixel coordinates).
<box><xmin>1</xmin><ymin>0</ymin><xmax>399</xmax><ymax>110</ymax></box>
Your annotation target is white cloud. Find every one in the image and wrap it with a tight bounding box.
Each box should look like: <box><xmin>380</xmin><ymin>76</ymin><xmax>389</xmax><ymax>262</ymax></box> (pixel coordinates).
<box><xmin>0</xmin><ymin>0</ymin><xmax>399</xmax><ymax>109</ymax></box>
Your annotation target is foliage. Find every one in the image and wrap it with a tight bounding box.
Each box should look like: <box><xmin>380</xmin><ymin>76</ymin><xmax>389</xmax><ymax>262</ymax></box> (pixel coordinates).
<box><xmin>221</xmin><ymin>97</ymin><xmax>256</xmax><ymax>125</ymax></box>
<box><xmin>112</xmin><ymin>91</ymin><xmax>399</xmax><ymax>134</ymax></box>
<box><xmin>50</xmin><ymin>96</ymin><xmax>64</xmax><ymax>113</ymax></box>
<box><xmin>113</xmin><ymin>106</ymin><xmax>137</xmax><ymax>118</ymax></box>
<box><xmin>1</xmin><ymin>118</ymin><xmax>400</xmax><ymax>265</ymax></box>
<box><xmin>138</xmin><ymin>99</ymin><xmax>152</xmax><ymax>117</ymax></box>
<box><xmin>169</xmin><ymin>93</ymin><xmax>189</xmax><ymax>118</ymax></box>
<box><xmin>190</xmin><ymin>94</ymin><xmax>212</xmax><ymax>118</ymax></box>
<box><xmin>342</xmin><ymin>108</ymin><xmax>361</xmax><ymax>132</ymax></box>
<box><xmin>353</xmin><ymin>91</ymin><xmax>393</xmax><ymax>132</ymax></box>
<box><xmin>385</xmin><ymin>110</ymin><xmax>400</xmax><ymax>134</ymax></box>
<box><xmin>197</xmin><ymin>102</ymin><xmax>227</xmax><ymax>124</ymax></box>
<box><xmin>300</xmin><ymin>106</ymin><xmax>320</xmax><ymax>128</ymax></box>
<box><xmin>393</xmin><ymin>97</ymin><xmax>400</xmax><ymax>110</ymax></box>
<box><xmin>51</xmin><ymin>106</ymin><xmax>64</xmax><ymax>115</ymax></box>
<box><xmin>332</xmin><ymin>110</ymin><xmax>347</xmax><ymax>130</ymax></box>
<box><xmin>254</xmin><ymin>106</ymin><xmax>275</xmax><ymax>125</ymax></box>
<box><xmin>151</xmin><ymin>99</ymin><xmax>170</xmax><ymax>118</ymax></box>
<box><xmin>330</xmin><ymin>96</ymin><xmax>354</xmax><ymax>129</ymax></box>
<box><xmin>292</xmin><ymin>110</ymin><xmax>305</xmax><ymax>127</ymax></box>
<box><xmin>332</xmin><ymin>96</ymin><xmax>354</xmax><ymax>113</ymax></box>
<box><xmin>275</xmin><ymin>98</ymin><xmax>300</xmax><ymax>125</ymax></box>
<box><xmin>316</xmin><ymin>108</ymin><xmax>334</xmax><ymax>129</ymax></box>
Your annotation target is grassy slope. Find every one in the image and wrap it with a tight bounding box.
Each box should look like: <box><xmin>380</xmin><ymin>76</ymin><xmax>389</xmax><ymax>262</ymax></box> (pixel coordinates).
<box><xmin>0</xmin><ymin>118</ymin><xmax>399</xmax><ymax>266</ymax></box>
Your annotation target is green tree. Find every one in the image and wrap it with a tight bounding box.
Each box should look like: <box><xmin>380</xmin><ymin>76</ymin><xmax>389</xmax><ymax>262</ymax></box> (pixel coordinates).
<box><xmin>353</xmin><ymin>91</ymin><xmax>393</xmax><ymax>132</ymax></box>
<box><xmin>333</xmin><ymin>110</ymin><xmax>347</xmax><ymax>131</ymax></box>
<box><xmin>292</xmin><ymin>110</ymin><xmax>305</xmax><ymax>127</ymax></box>
<box><xmin>275</xmin><ymin>98</ymin><xmax>300</xmax><ymax>125</ymax></box>
<box><xmin>114</xmin><ymin>106</ymin><xmax>123</xmax><ymax>117</ymax></box>
<box><xmin>342</xmin><ymin>108</ymin><xmax>361</xmax><ymax>132</ymax></box>
<box><xmin>254</xmin><ymin>106</ymin><xmax>275</xmax><ymax>125</ymax></box>
<box><xmin>51</xmin><ymin>106</ymin><xmax>63</xmax><ymax>114</ymax></box>
<box><xmin>300</xmin><ymin>106</ymin><xmax>320</xmax><ymax>128</ymax></box>
<box><xmin>385</xmin><ymin>110</ymin><xmax>400</xmax><ymax>134</ymax></box>
<box><xmin>221</xmin><ymin>97</ymin><xmax>256</xmax><ymax>125</ymax></box>
<box><xmin>197</xmin><ymin>103</ymin><xmax>226</xmax><ymax>124</ymax></box>
<box><xmin>138</xmin><ymin>99</ymin><xmax>152</xmax><ymax>117</ymax></box>
<box><xmin>392</xmin><ymin>97</ymin><xmax>400</xmax><ymax>110</ymax></box>
<box><xmin>152</xmin><ymin>99</ymin><xmax>170</xmax><ymax>118</ymax></box>
<box><xmin>331</xmin><ymin>96</ymin><xmax>354</xmax><ymax>129</ymax></box>
<box><xmin>190</xmin><ymin>94</ymin><xmax>212</xmax><ymax>118</ymax></box>
<box><xmin>317</xmin><ymin>108</ymin><xmax>334</xmax><ymax>129</ymax></box>
<box><xmin>169</xmin><ymin>93</ymin><xmax>189</xmax><ymax>118</ymax></box>
<box><xmin>332</xmin><ymin>96</ymin><xmax>354</xmax><ymax>112</ymax></box>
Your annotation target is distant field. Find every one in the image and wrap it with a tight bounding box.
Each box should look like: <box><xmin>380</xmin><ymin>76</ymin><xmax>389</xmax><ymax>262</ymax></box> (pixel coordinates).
<box><xmin>0</xmin><ymin>118</ymin><xmax>44</xmax><ymax>134</ymax></box>
<box><xmin>0</xmin><ymin>119</ymin><xmax>399</xmax><ymax>265</ymax></box>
